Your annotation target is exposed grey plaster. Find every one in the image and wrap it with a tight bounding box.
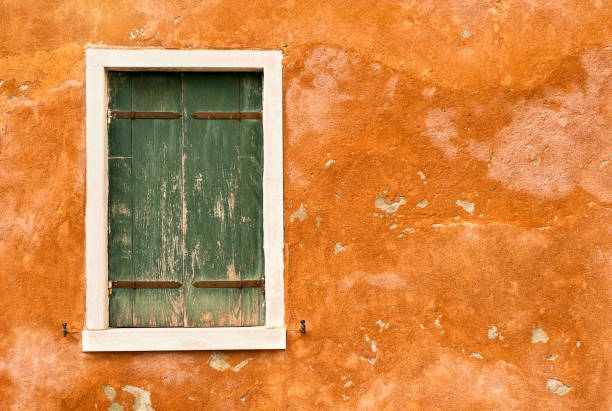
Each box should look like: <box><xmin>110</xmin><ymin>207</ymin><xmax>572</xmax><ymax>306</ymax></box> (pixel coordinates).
<box><xmin>122</xmin><ymin>385</ymin><xmax>154</xmax><ymax>411</ymax></box>
<box><xmin>532</xmin><ymin>327</ymin><xmax>549</xmax><ymax>343</ymax></box>
<box><xmin>375</xmin><ymin>193</ymin><xmax>406</xmax><ymax>213</ymax></box>
<box><xmin>209</xmin><ymin>352</ymin><xmax>231</xmax><ymax>371</ymax></box>
<box><xmin>290</xmin><ymin>203</ymin><xmax>307</xmax><ymax>222</ymax></box>
<box><xmin>547</xmin><ymin>378</ymin><xmax>572</xmax><ymax>396</ymax></box>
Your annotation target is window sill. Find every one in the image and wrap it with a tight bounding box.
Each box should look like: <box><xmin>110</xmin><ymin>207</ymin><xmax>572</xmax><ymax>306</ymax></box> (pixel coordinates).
<box><xmin>82</xmin><ymin>326</ymin><xmax>286</xmax><ymax>352</ymax></box>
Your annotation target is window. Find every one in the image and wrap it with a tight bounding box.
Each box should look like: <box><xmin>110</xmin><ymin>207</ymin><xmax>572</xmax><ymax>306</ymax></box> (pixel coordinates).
<box><xmin>83</xmin><ymin>49</ymin><xmax>285</xmax><ymax>351</ymax></box>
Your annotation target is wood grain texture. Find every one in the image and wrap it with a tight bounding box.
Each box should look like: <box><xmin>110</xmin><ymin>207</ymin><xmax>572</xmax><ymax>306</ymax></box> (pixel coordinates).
<box><xmin>131</xmin><ymin>73</ymin><xmax>184</xmax><ymax>327</ymax></box>
<box><xmin>183</xmin><ymin>72</ymin><xmax>241</xmax><ymax>326</ymax></box>
<box><xmin>107</xmin><ymin>72</ymin><xmax>132</xmax><ymax>157</ymax></box>
<box><xmin>108</xmin><ymin>72</ymin><xmax>133</xmax><ymax>327</ymax></box>
<box><xmin>238</xmin><ymin>72</ymin><xmax>265</xmax><ymax>325</ymax></box>
<box><xmin>107</xmin><ymin>72</ymin><xmax>264</xmax><ymax>328</ymax></box>
<box><xmin>183</xmin><ymin>72</ymin><xmax>265</xmax><ymax>327</ymax></box>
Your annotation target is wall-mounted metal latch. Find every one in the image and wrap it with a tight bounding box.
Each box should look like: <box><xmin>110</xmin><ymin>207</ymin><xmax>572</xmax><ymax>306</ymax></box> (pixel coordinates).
<box><xmin>62</xmin><ymin>322</ymin><xmax>68</xmax><ymax>337</ymax></box>
<box><xmin>300</xmin><ymin>320</ymin><xmax>306</xmax><ymax>334</ymax></box>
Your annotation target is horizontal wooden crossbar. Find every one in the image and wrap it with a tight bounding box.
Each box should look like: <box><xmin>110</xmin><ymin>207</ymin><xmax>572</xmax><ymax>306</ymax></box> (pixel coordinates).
<box><xmin>192</xmin><ymin>280</ymin><xmax>264</xmax><ymax>288</ymax></box>
<box><xmin>110</xmin><ymin>281</ymin><xmax>182</xmax><ymax>289</ymax></box>
<box><xmin>191</xmin><ymin>112</ymin><xmax>262</xmax><ymax>120</ymax></box>
<box><xmin>112</xmin><ymin>111</ymin><xmax>182</xmax><ymax>119</ymax></box>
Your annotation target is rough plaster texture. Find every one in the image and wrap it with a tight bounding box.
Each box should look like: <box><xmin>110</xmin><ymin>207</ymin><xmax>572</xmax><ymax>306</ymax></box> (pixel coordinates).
<box><xmin>0</xmin><ymin>0</ymin><xmax>611</xmax><ymax>409</ymax></box>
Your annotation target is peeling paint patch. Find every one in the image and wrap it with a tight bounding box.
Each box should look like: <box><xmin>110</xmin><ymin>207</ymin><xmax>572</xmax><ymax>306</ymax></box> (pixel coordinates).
<box><xmin>469</xmin><ymin>352</ymin><xmax>483</xmax><ymax>359</ymax></box>
<box><xmin>359</xmin><ymin>355</ymin><xmax>377</xmax><ymax>365</ymax></box>
<box><xmin>122</xmin><ymin>386</ymin><xmax>154</xmax><ymax>411</ymax></box>
<box><xmin>104</xmin><ymin>385</ymin><xmax>117</xmax><ymax>401</ymax></box>
<box><xmin>456</xmin><ymin>200</ymin><xmax>475</xmax><ymax>214</ymax></box>
<box><xmin>129</xmin><ymin>28</ymin><xmax>145</xmax><ymax>41</ymax></box>
<box><xmin>376</xmin><ymin>320</ymin><xmax>389</xmax><ymax>332</ymax></box>
<box><xmin>325</xmin><ymin>159</ymin><xmax>335</xmax><ymax>167</ymax></box>
<box><xmin>546</xmin><ymin>378</ymin><xmax>572</xmax><ymax>396</ymax></box>
<box><xmin>434</xmin><ymin>315</ymin><xmax>442</xmax><ymax>328</ymax></box>
<box><xmin>365</xmin><ymin>335</ymin><xmax>378</xmax><ymax>353</ymax></box>
<box><xmin>532</xmin><ymin>327</ymin><xmax>549</xmax><ymax>343</ymax></box>
<box><xmin>209</xmin><ymin>352</ymin><xmax>231</xmax><ymax>371</ymax></box>
<box><xmin>104</xmin><ymin>385</ymin><xmax>124</xmax><ymax>411</ymax></box>
<box><xmin>547</xmin><ymin>354</ymin><xmax>558</xmax><ymax>361</ymax></box>
<box><xmin>488</xmin><ymin>325</ymin><xmax>501</xmax><ymax>340</ymax></box>
<box><xmin>599</xmin><ymin>152</ymin><xmax>611</xmax><ymax>169</ymax></box>
<box><xmin>108</xmin><ymin>403</ymin><xmax>124</xmax><ymax>411</ymax></box>
<box><xmin>233</xmin><ymin>358</ymin><xmax>252</xmax><ymax>372</ymax></box>
<box><xmin>334</xmin><ymin>242</ymin><xmax>347</xmax><ymax>254</ymax></box>
<box><xmin>416</xmin><ymin>199</ymin><xmax>428</xmax><ymax>208</ymax></box>
<box><xmin>375</xmin><ymin>193</ymin><xmax>406</xmax><ymax>213</ymax></box>
<box><xmin>290</xmin><ymin>203</ymin><xmax>307</xmax><ymax>222</ymax></box>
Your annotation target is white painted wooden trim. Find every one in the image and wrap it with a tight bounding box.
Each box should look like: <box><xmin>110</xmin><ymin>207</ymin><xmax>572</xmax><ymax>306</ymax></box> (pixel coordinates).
<box><xmin>82</xmin><ymin>327</ymin><xmax>286</xmax><ymax>352</ymax></box>
<box><xmin>84</xmin><ymin>48</ymin><xmax>285</xmax><ymax>351</ymax></box>
<box><xmin>83</xmin><ymin>328</ymin><xmax>286</xmax><ymax>352</ymax></box>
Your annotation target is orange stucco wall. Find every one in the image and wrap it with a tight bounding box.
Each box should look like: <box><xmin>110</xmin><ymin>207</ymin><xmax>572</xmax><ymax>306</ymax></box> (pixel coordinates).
<box><xmin>1</xmin><ymin>0</ymin><xmax>611</xmax><ymax>409</ymax></box>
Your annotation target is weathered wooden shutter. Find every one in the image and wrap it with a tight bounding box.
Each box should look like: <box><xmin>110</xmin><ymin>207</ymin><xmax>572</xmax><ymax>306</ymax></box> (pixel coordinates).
<box><xmin>107</xmin><ymin>72</ymin><xmax>264</xmax><ymax>328</ymax></box>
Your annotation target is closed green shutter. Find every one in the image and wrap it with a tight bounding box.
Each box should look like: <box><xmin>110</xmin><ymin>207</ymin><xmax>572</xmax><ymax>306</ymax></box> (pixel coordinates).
<box><xmin>107</xmin><ymin>72</ymin><xmax>264</xmax><ymax>327</ymax></box>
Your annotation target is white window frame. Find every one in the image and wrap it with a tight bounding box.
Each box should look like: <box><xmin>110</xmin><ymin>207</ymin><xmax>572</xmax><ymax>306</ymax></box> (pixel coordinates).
<box><xmin>83</xmin><ymin>49</ymin><xmax>285</xmax><ymax>351</ymax></box>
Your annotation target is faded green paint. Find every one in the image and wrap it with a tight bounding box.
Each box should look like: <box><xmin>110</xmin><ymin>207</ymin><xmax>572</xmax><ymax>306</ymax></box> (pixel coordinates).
<box><xmin>108</xmin><ymin>72</ymin><xmax>133</xmax><ymax>327</ymax></box>
<box><xmin>108</xmin><ymin>72</ymin><xmax>264</xmax><ymax>328</ymax></box>
<box><xmin>238</xmin><ymin>119</ymin><xmax>265</xmax><ymax>325</ymax></box>
<box><xmin>131</xmin><ymin>73</ymin><xmax>184</xmax><ymax>327</ymax></box>
<box><xmin>108</xmin><ymin>72</ymin><xmax>132</xmax><ymax>157</ymax></box>
<box><xmin>238</xmin><ymin>72</ymin><xmax>265</xmax><ymax>325</ymax></box>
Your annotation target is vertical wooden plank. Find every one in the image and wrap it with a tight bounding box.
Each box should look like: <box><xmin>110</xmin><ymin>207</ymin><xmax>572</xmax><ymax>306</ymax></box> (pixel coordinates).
<box><xmin>131</xmin><ymin>73</ymin><xmax>184</xmax><ymax>327</ymax></box>
<box><xmin>108</xmin><ymin>159</ymin><xmax>133</xmax><ymax>327</ymax></box>
<box><xmin>108</xmin><ymin>72</ymin><xmax>133</xmax><ymax>327</ymax></box>
<box><xmin>183</xmin><ymin>73</ymin><xmax>243</xmax><ymax>327</ymax></box>
<box><xmin>108</xmin><ymin>72</ymin><xmax>132</xmax><ymax>157</ymax></box>
<box><xmin>239</xmin><ymin>72</ymin><xmax>263</xmax><ymax>113</ymax></box>
<box><xmin>238</xmin><ymin>73</ymin><xmax>265</xmax><ymax>326</ymax></box>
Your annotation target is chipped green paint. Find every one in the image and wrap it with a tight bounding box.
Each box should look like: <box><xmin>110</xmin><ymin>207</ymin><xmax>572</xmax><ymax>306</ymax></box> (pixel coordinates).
<box><xmin>108</xmin><ymin>72</ymin><xmax>264</xmax><ymax>327</ymax></box>
<box><xmin>108</xmin><ymin>72</ymin><xmax>133</xmax><ymax>327</ymax></box>
<box><xmin>131</xmin><ymin>73</ymin><xmax>184</xmax><ymax>327</ymax></box>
